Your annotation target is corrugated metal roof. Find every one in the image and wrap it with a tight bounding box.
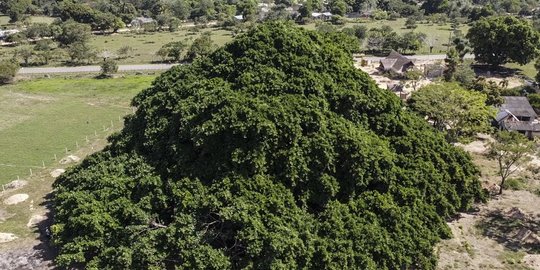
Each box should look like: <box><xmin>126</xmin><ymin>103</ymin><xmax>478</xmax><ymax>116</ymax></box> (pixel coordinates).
<box><xmin>500</xmin><ymin>96</ymin><xmax>537</xmax><ymax>119</ymax></box>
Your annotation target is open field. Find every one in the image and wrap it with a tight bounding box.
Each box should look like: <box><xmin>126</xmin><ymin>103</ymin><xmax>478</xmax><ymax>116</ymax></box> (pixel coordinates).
<box><xmin>89</xmin><ymin>28</ymin><xmax>234</xmax><ymax>64</ymax></box>
<box><xmin>0</xmin><ymin>15</ymin><xmax>56</xmax><ymax>28</ymax></box>
<box><xmin>0</xmin><ymin>75</ymin><xmax>155</xmax><ymax>186</ymax></box>
<box><xmin>0</xmin><ymin>26</ymin><xmax>234</xmax><ymax>65</ymax></box>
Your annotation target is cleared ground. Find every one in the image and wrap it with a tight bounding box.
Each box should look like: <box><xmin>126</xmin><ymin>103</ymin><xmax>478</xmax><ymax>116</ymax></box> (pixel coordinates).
<box><xmin>0</xmin><ymin>75</ymin><xmax>155</xmax><ymax>186</ymax></box>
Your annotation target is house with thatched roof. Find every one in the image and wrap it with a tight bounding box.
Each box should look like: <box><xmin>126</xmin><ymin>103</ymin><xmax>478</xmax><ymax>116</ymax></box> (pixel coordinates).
<box><xmin>378</xmin><ymin>50</ymin><xmax>415</xmax><ymax>74</ymax></box>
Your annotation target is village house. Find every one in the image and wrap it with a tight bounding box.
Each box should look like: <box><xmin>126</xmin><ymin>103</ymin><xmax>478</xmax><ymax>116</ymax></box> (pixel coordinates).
<box><xmin>129</xmin><ymin>17</ymin><xmax>156</xmax><ymax>29</ymax></box>
<box><xmin>0</xmin><ymin>29</ymin><xmax>20</xmax><ymax>40</ymax></box>
<box><xmin>311</xmin><ymin>12</ymin><xmax>333</xmax><ymax>20</ymax></box>
<box><xmin>496</xmin><ymin>96</ymin><xmax>540</xmax><ymax>138</ymax></box>
<box><xmin>378</xmin><ymin>50</ymin><xmax>415</xmax><ymax>75</ymax></box>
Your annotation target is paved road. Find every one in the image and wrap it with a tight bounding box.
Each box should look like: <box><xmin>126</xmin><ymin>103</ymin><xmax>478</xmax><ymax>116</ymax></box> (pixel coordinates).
<box><xmin>18</xmin><ymin>54</ymin><xmax>475</xmax><ymax>74</ymax></box>
<box><xmin>363</xmin><ymin>53</ymin><xmax>474</xmax><ymax>62</ymax></box>
<box><xmin>18</xmin><ymin>64</ymin><xmax>178</xmax><ymax>74</ymax></box>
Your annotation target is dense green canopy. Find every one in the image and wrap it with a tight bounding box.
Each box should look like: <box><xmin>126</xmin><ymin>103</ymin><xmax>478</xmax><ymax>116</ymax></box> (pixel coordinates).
<box><xmin>52</xmin><ymin>22</ymin><xmax>484</xmax><ymax>270</ymax></box>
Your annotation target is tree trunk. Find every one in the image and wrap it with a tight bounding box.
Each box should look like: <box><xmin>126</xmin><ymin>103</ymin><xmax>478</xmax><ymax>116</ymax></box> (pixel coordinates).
<box><xmin>499</xmin><ymin>177</ymin><xmax>506</xmax><ymax>195</ymax></box>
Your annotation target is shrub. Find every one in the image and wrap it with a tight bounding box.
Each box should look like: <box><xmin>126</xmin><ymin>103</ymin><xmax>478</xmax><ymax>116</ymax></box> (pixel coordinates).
<box><xmin>0</xmin><ymin>60</ymin><xmax>20</xmax><ymax>84</ymax></box>
<box><xmin>100</xmin><ymin>59</ymin><xmax>118</xmax><ymax>77</ymax></box>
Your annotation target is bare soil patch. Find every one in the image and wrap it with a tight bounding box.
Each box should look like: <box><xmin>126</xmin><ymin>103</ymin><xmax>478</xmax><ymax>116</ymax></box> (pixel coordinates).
<box><xmin>0</xmin><ymin>233</ymin><xmax>17</xmax><ymax>243</ymax></box>
<box><xmin>27</xmin><ymin>214</ymin><xmax>47</xmax><ymax>228</ymax></box>
<box><xmin>49</xmin><ymin>169</ymin><xmax>65</xmax><ymax>178</ymax></box>
<box><xmin>3</xmin><ymin>194</ymin><xmax>29</xmax><ymax>205</ymax></box>
<box><xmin>59</xmin><ymin>155</ymin><xmax>80</xmax><ymax>165</ymax></box>
<box><xmin>0</xmin><ymin>208</ymin><xmax>13</xmax><ymax>223</ymax></box>
<box><xmin>3</xmin><ymin>180</ymin><xmax>27</xmax><ymax>190</ymax></box>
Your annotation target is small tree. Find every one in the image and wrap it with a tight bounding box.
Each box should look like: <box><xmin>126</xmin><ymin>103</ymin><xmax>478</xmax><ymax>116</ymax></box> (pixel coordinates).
<box><xmin>156</xmin><ymin>41</ymin><xmax>187</xmax><ymax>62</ymax></box>
<box><xmin>117</xmin><ymin>46</ymin><xmax>133</xmax><ymax>59</ymax></box>
<box><xmin>100</xmin><ymin>59</ymin><xmax>118</xmax><ymax>77</ymax></box>
<box><xmin>444</xmin><ymin>48</ymin><xmax>459</xmax><ymax>81</ymax></box>
<box><xmin>0</xmin><ymin>60</ymin><xmax>19</xmax><ymax>84</ymax></box>
<box><xmin>404</xmin><ymin>68</ymin><xmax>423</xmax><ymax>91</ymax></box>
<box><xmin>34</xmin><ymin>40</ymin><xmax>57</xmax><ymax>65</ymax></box>
<box><xmin>186</xmin><ymin>33</ymin><xmax>214</xmax><ymax>61</ymax></box>
<box><xmin>55</xmin><ymin>20</ymin><xmax>92</xmax><ymax>47</ymax></box>
<box><xmin>487</xmin><ymin>131</ymin><xmax>536</xmax><ymax>195</ymax></box>
<box><xmin>13</xmin><ymin>46</ymin><xmax>34</xmax><ymax>66</ymax></box>
<box><xmin>405</xmin><ymin>17</ymin><xmax>417</xmax><ymax>29</ymax></box>
<box><xmin>470</xmin><ymin>77</ymin><xmax>504</xmax><ymax>106</ymax></box>
<box><xmin>453</xmin><ymin>64</ymin><xmax>476</xmax><ymax>87</ymax></box>
<box><xmin>66</xmin><ymin>42</ymin><xmax>96</xmax><ymax>64</ymax></box>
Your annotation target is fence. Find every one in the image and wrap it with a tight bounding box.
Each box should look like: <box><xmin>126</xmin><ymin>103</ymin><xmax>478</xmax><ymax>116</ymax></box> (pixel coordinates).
<box><xmin>0</xmin><ymin>113</ymin><xmax>130</xmax><ymax>193</ymax></box>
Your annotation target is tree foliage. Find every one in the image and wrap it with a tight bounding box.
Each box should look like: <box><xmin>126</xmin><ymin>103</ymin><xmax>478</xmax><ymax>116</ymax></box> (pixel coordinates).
<box><xmin>0</xmin><ymin>60</ymin><xmax>19</xmax><ymax>84</ymax></box>
<box><xmin>185</xmin><ymin>33</ymin><xmax>215</xmax><ymax>61</ymax></box>
<box><xmin>467</xmin><ymin>16</ymin><xmax>540</xmax><ymax>67</ymax></box>
<box><xmin>54</xmin><ymin>20</ymin><xmax>92</xmax><ymax>47</ymax></box>
<box><xmin>100</xmin><ymin>59</ymin><xmax>119</xmax><ymax>76</ymax></box>
<box><xmin>52</xmin><ymin>22</ymin><xmax>484</xmax><ymax>270</ymax></box>
<box><xmin>409</xmin><ymin>82</ymin><xmax>495</xmax><ymax>141</ymax></box>
<box><xmin>157</xmin><ymin>41</ymin><xmax>187</xmax><ymax>62</ymax></box>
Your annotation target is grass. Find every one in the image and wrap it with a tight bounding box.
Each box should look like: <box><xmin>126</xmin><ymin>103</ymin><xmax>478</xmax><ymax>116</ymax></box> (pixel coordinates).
<box><xmin>499</xmin><ymin>250</ymin><xmax>533</xmax><ymax>269</ymax></box>
<box><xmin>0</xmin><ymin>75</ymin><xmax>155</xmax><ymax>186</ymax></box>
<box><xmin>0</xmin><ymin>15</ymin><xmax>56</xmax><ymax>28</ymax></box>
<box><xmin>505</xmin><ymin>62</ymin><xmax>537</xmax><ymax>79</ymax></box>
<box><xmin>502</xmin><ymin>178</ymin><xmax>527</xmax><ymax>191</ymax></box>
<box><xmin>89</xmin><ymin>28</ymin><xmax>234</xmax><ymax>64</ymax></box>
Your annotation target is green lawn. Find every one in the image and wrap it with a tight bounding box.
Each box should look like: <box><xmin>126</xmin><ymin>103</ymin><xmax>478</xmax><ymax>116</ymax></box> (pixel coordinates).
<box><xmin>505</xmin><ymin>62</ymin><xmax>537</xmax><ymax>79</ymax></box>
<box><xmin>0</xmin><ymin>75</ymin><xmax>155</xmax><ymax>185</ymax></box>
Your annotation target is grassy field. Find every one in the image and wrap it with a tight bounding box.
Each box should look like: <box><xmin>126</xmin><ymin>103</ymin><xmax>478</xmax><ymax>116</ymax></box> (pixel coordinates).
<box><xmin>0</xmin><ymin>75</ymin><xmax>155</xmax><ymax>185</ymax></box>
<box><xmin>89</xmin><ymin>27</ymin><xmax>234</xmax><ymax>64</ymax></box>
<box><xmin>0</xmin><ymin>15</ymin><xmax>56</xmax><ymax>28</ymax></box>
<box><xmin>505</xmin><ymin>62</ymin><xmax>536</xmax><ymax>79</ymax></box>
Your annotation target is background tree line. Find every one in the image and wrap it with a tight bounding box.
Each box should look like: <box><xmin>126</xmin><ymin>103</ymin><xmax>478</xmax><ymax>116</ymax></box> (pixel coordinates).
<box><xmin>2</xmin><ymin>0</ymin><xmax>540</xmax><ymax>26</ymax></box>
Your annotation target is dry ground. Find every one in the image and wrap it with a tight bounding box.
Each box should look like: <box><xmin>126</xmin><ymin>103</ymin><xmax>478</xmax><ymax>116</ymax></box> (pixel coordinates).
<box><xmin>437</xmin><ymin>137</ymin><xmax>540</xmax><ymax>270</ymax></box>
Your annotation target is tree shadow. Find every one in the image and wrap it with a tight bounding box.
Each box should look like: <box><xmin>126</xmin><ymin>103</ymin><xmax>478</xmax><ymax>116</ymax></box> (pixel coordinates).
<box><xmin>472</xmin><ymin>64</ymin><xmax>525</xmax><ymax>78</ymax></box>
<box><xmin>477</xmin><ymin>208</ymin><xmax>540</xmax><ymax>253</ymax></box>
<box><xmin>30</xmin><ymin>192</ymin><xmax>58</xmax><ymax>267</ymax></box>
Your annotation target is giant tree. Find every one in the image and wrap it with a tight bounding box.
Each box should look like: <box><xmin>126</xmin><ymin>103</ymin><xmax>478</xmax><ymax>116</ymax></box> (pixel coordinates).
<box><xmin>467</xmin><ymin>16</ymin><xmax>540</xmax><ymax>67</ymax></box>
<box><xmin>52</xmin><ymin>22</ymin><xmax>484</xmax><ymax>270</ymax></box>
